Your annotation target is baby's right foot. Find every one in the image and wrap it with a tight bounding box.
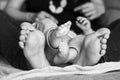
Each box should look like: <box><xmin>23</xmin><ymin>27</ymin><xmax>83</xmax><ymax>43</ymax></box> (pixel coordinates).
<box><xmin>76</xmin><ymin>16</ymin><xmax>94</xmax><ymax>35</ymax></box>
<box><xmin>49</xmin><ymin>21</ymin><xmax>71</xmax><ymax>48</ymax></box>
<box><xmin>19</xmin><ymin>22</ymin><xmax>50</xmax><ymax>68</ymax></box>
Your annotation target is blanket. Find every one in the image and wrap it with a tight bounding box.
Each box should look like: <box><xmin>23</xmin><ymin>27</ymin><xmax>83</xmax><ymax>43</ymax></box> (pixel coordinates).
<box><xmin>1</xmin><ymin>62</ymin><xmax>120</xmax><ymax>80</ymax></box>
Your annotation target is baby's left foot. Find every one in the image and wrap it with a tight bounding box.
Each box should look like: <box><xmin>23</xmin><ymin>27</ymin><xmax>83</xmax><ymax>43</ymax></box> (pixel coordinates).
<box><xmin>76</xmin><ymin>16</ymin><xmax>94</xmax><ymax>35</ymax></box>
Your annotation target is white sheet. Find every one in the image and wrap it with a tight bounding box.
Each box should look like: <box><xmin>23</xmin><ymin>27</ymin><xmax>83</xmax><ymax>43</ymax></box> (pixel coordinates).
<box><xmin>1</xmin><ymin>62</ymin><xmax>120</xmax><ymax>80</ymax></box>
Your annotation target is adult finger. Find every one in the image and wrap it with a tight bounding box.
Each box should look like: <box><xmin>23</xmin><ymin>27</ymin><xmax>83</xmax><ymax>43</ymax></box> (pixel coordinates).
<box><xmin>74</xmin><ymin>5</ymin><xmax>82</xmax><ymax>12</ymax></box>
<box><xmin>84</xmin><ymin>10</ymin><xmax>96</xmax><ymax>17</ymax></box>
<box><xmin>75</xmin><ymin>3</ymin><xmax>94</xmax><ymax>13</ymax></box>
<box><xmin>82</xmin><ymin>7</ymin><xmax>94</xmax><ymax>13</ymax></box>
<box><xmin>74</xmin><ymin>2</ymin><xmax>90</xmax><ymax>12</ymax></box>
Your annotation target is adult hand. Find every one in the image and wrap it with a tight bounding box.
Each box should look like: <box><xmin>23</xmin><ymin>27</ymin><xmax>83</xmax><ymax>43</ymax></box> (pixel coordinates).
<box><xmin>36</xmin><ymin>11</ymin><xmax>58</xmax><ymax>24</ymax></box>
<box><xmin>74</xmin><ymin>2</ymin><xmax>105</xmax><ymax>20</ymax></box>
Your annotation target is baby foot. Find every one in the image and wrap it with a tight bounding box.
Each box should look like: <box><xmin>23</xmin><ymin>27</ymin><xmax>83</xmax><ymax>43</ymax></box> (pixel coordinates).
<box><xmin>19</xmin><ymin>22</ymin><xmax>50</xmax><ymax>68</ymax></box>
<box><xmin>54</xmin><ymin>41</ymin><xmax>69</xmax><ymax>65</ymax></box>
<box><xmin>19</xmin><ymin>22</ymin><xmax>36</xmax><ymax>48</ymax></box>
<box><xmin>76</xmin><ymin>16</ymin><xmax>94</xmax><ymax>35</ymax></box>
<box><xmin>49</xmin><ymin>21</ymin><xmax>71</xmax><ymax>48</ymax></box>
<box><xmin>74</xmin><ymin>28</ymin><xmax>110</xmax><ymax>66</ymax></box>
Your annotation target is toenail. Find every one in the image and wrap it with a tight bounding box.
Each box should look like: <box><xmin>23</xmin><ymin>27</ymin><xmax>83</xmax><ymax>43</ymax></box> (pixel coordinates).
<box><xmin>101</xmin><ymin>45</ymin><xmax>107</xmax><ymax>49</ymax></box>
<box><xmin>100</xmin><ymin>50</ymin><xmax>106</xmax><ymax>56</ymax></box>
<box><xmin>21</xmin><ymin>30</ymin><xmax>26</xmax><ymax>34</ymax></box>
<box><xmin>104</xmin><ymin>34</ymin><xmax>109</xmax><ymax>39</ymax></box>
<box><xmin>21</xmin><ymin>26</ymin><xmax>27</xmax><ymax>30</ymax></box>
<box><xmin>101</xmin><ymin>39</ymin><xmax>107</xmax><ymax>44</ymax></box>
<box><xmin>20</xmin><ymin>35</ymin><xmax>25</xmax><ymax>40</ymax></box>
<box><xmin>19</xmin><ymin>42</ymin><xmax>24</xmax><ymax>48</ymax></box>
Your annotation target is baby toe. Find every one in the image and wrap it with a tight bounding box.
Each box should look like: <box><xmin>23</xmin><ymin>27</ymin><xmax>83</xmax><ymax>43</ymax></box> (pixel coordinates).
<box><xmin>21</xmin><ymin>22</ymin><xmax>35</xmax><ymax>30</ymax></box>
<box><xmin>21</xmin><ymin>22</ymin><xmax>30</xmax><ymax>29</ymax></box>
<box><xmin>101</xmin><ymin>44</ymin><xmax>107</xmax><ymax>50</ymax></box>
<box><xmin>100</xmin><ymin>50</ymin><xmax>106</xmax><ymax>56</ymax></box>
<box><xmin>20</xmin><ymin>29</ymin><xmax>26</xmax><ymax>35</ymax></box>
<box><xmin>97</xmin><ymin>28</ymin><xmax>110</xmax><ymax>35</ymax></box>
<box><xmin>21</xmin><ymin>24</ymin><xmax>27</xmax><ymax>30</ymax></box>
<box><xmin>19</xmin><ymin>34</ymin><xmax>26</xmax><ymax>42</ymax></box>
<box><xmin>101</xmin><ymin>38</ymin><xmax>107</xmax><ymax>44</ymax></box>
<box><xmin>104</xmin><ymin>34</ymin><xmax>110</xmax><ymax>39</ymax></box>
<box><xmin>19</xmin><ymin>41</ymin><xmax>24</xmax><ymax>49</ymax></box>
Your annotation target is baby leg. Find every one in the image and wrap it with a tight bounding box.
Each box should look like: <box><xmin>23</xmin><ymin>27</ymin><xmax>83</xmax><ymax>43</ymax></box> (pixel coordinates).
<box><xmin>76</xmin><ymin>16</ymin><xmax>94</xmax><ymax>35</ymax></box>
<box><xmin>58</xmin><ymin>16</ymin><xmax>94</xmax><ymax>63</ymax></box>
<box><xmin>74</xmin><ymin>28</ymin><xmax>110</xmax><ymax>66</ymax></box>
<box><xmin>35</xmin><ymin>19</ymin><xmax>72</xmax><ymax>65</ymax></box>
<box><xmin>19</xmin><ymin>22</ymin><xmax>50</xmax><ymax>69</ymax></box>
<box><xmin>49</xmin><ymin>21</ymin><xmax>74</xmax><ymax>65</ymax></box>
<box><xmin>64</xmin><ymin>35</ymin><xmax>85</xmax><ymax>63</ymax></box>
<box><xmin>53</xmin><ymin>41</ymin><xmax>69</xmax><ymax>65</ymax></box>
